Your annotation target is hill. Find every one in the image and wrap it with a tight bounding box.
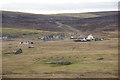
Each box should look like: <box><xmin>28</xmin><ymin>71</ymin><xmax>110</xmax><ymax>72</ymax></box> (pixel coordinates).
<box><xmin>2</xmin><ymin>11</ymin><xmax>118</xmax><ymax>33</ymax></box>
<box><xmin>50</xmin><ymin>13</ymin><xmax>100</xmax><ymax>18</ymax></box>
<box><xmin>2</xmin><ymin>11</ymin><xmax>118</xmax><ymax>78</ymax></box>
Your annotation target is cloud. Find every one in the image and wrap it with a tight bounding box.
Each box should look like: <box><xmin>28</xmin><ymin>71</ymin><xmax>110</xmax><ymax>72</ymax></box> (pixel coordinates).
<box><xmin>0</xmin><ymin>0</ymin><xmax>118</xmax><ymax>14</ymax></box>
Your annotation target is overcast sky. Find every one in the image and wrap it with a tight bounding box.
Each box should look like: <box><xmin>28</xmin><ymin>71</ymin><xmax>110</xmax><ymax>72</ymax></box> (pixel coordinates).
<box><xmin>0</xmin><ymin>0</ymin><xmax>119</xmax><ymax>14</ymax></box>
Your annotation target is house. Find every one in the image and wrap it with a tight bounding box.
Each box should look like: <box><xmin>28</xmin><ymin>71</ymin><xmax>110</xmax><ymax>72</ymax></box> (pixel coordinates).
<box><xmin>55</xmin><ymin>36</ymin><xmax>59</xmax><ymax>39</ymax></box>
<box><xmin>73</xmin><ymin>35</ymin><xmax>87</xmax><ymax>42</ymax></box>
<box><xmin>74</xmin><ymin>34</ymin><xmax>104</xmax><ymax>42</ymax></box>
<box><xmin>59</xmin><ymin>34</ymin><xmax>65</xmax><ymax>39</ymax></box>
<box><xmin>78</xmin><ymin>35</ymin><xmax>85</xmax><ymax>39</ymax></box>
<box><xmin>81</xmin><ymin>38</ymin><xmax>87</xmax><ymax>42</ymax></box>
<box><xmin>70</xmin><ymin>36</ymin><xmax>74</xmax><ymax>39</ymax></box>
<box><xmin>70</xmin><ymin>35</ymin><xmax>77</xmax><ymax>39</ymax></box>
<box><xmin>40</xmin><ymin>34</ymin><xmax>66</xmax><ymax>41</ymax></box>
<box><xmin>87</xmin><ymin>34</ymin><xmax>94</xmax><ymax>40</ymax></box>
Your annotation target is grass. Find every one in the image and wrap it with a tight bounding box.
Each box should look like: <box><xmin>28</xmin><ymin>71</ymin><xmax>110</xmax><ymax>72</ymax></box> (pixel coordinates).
<box><xmin>2</xmin><ymin>36</ymin><xmax>118</xmax><ymax>78</ymax></box>
<box><xmin>2</xmin><ymin>28</ymin><xmax>62</xmax><ymax>38</ymax></box>
<box><xmin>52</xmin><ymin>13</ymin><xmax>100</xmax><ymax>18</ymax></box>
<box><xmin>2</xmin><ymin>28</ymin><xmax>118</xmax><ymax>78</ymax></box>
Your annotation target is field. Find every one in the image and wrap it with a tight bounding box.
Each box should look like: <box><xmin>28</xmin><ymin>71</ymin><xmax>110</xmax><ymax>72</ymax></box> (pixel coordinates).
<box><xmin>2</xmin><ymin>28</ymin><xmax>118</xmax><ymax>78</ymax></box>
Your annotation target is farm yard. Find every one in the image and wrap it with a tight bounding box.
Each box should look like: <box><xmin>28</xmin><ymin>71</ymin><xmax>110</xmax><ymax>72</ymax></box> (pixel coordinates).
<box><xmin>2</xmin><ymin>28</ymin><xmax>118</xmax><ymax>78</ymax></box>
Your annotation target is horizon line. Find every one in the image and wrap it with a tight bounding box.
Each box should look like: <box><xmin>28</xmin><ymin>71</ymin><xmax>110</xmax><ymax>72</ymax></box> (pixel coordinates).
<box><xmin>1</xmin><ymin>10</ymin><xmax>118</xmax><ymax>15</ymax></box>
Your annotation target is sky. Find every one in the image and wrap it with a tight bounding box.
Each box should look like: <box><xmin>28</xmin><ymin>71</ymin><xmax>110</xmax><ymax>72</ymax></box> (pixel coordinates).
<box><xmin>0</xmin><ymin>0</ymin><xmax>119</xmax><ymax>14</ymax></box>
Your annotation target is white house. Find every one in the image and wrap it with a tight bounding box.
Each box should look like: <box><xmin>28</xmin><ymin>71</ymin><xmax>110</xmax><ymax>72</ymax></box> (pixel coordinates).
<box><xmin>87</xmin><ymin>34</ymin><xmax>94</xmax><ymax>40</ymax></box>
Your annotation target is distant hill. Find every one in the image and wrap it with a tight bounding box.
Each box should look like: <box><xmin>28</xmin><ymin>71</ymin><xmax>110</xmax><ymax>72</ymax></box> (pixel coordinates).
<box><xmin>2</xmin><ymin>11</ymin><xmax>118</xmax><ymax>33</ymax></box>
<box><xmin>50</xmin><ymin>13</ymin><xmax>100</xmax><ymax>18</ymax></box>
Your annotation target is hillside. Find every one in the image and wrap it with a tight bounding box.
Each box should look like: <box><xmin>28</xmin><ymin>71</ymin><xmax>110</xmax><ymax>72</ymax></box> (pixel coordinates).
<box><xmin>51</xmin><ymin>13</ymin><xmax>100</xmax><ymax>18</ymax></box>
<box><xmin>2</xmin><ymin>11</ymin><xmax>118</xmax><ymax>78</ymax></box>
<box><xmin>52</xmin><ymin>11</ymin><xmax>118</xmax><ymax>18</ymax></box>
<box><xmin>2</xmin><ymin>11</ymin><xmax>118</xmax><ymax>33</ymax></box>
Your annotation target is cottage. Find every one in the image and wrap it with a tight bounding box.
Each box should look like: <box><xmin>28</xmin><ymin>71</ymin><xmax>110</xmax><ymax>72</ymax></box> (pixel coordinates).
<box><xmin>40</xmin><ymin>34</ymin><xmax>66</xmax><ymax>41</ymax></box>
<box><xmin>55</xmin><ymin>36</ymin><xmax>59</xmax><ymax>39</ymax></box>
<box><xmin>59</xmin><ymin>35</ymin><xmax>65</xmax><ymax>39</ymax></box>
<box><xmin>87</xmin><ymin>34</ymin><xmax>94</xmax><ymax>40</ymax></box>
<box><xmin>70</xmin><ymin>36</ymin><xmax>74</xmax><ymax>39</ymax></box>
<box><xmin>78</xmin><ymin>35</ymin><xmax>85</xmax><ymax>39</ymax></box>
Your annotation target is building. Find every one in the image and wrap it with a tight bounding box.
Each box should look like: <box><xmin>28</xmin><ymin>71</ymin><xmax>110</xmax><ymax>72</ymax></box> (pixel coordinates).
<box><xmin>87</xmin><ymin>34</ymin><xmax>94</xmax><ymax>40</ymax></box>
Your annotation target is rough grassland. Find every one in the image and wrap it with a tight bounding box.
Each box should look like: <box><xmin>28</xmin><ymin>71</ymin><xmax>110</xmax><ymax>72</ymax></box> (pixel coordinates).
<box><xmin>2</xmin><ymin>28</ymin><xmax>62</xmax><ymax>38</ymax></box>
<box><xmin>2</xmin><ymin>36</ymin><xmax>118</xmax><ymax>78</ymax></box>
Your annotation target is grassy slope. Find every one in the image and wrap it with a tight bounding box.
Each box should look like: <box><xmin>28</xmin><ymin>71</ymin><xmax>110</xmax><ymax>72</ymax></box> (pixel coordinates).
<box><xmin>2</xmin><ymin>28</ymin><xmax>117</xmax><ymax>39</ymax></box>
<box><xmin>2</xmin><ymin>11</ymin><xmax>118</xmax><ymax>33</ymax></box>
<box><xmin>52</xmin><ymin>13</ymin><xmax>100</xmax><ymax>18</ymax></box>
<box><xmin>51</xmin><ymin>11</ymin><xmax>117</xmax><ymax>18</ymax></box>
<box><xmin>2</xmin><ymin>28</ymin><xmax>63</xmax><ymax>38</ymax></box>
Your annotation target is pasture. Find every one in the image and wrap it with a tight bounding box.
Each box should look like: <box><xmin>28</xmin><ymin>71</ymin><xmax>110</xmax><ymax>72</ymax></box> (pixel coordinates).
<box><xmin>2</xmin><ymin>36</ymin><xmax>118</xmax><ymax>78</ymax></box>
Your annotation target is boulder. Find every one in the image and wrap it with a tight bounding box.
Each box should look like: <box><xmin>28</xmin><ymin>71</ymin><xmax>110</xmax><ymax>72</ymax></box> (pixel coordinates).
<box><xmin>4</xmin><ymin>49</ymin><xmax>23</xmax><ymax>54</ymax></box>
<box><xmin>95</xmin><ymin>38</ymin><xmax>104</xmax><ymax>41</ymax></box>
<box><xmin>97</xmin><ymin>58</ymin><xmax>104</xmax><ymax>60</ymax></box>
<box><xmin>28</xmin><ymin>46</ymin><xmax>34</xmax><ymax>48</ymax></box>
<box><xmin>49</xmin><ymin>61</ymin><xmax>72</xmax><ymax>65</ymax></box>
